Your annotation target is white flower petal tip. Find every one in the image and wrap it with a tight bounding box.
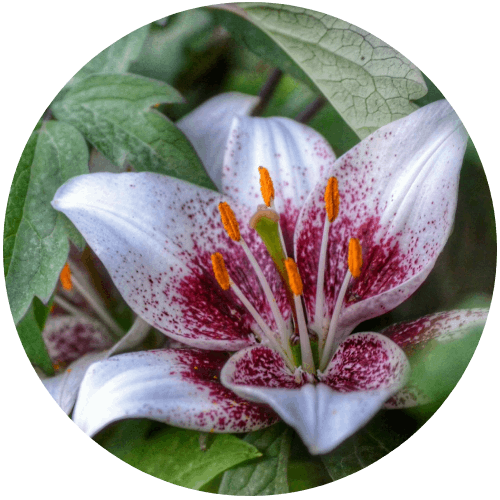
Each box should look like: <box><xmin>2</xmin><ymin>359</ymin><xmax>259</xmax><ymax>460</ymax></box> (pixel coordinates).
<box><xmin>224</xmin><ymin>383</ymin><xmax>395</xmax><ymax>455</ymax></box>
<box><xmin>284</xmin><ymin>384</ymin><xmax>396</xmax><ymax>455</ymax></box>
<box><xmin>177</xmin><ymin>92</ymin><xmax>260</xmax><ymax>190</ymax></box>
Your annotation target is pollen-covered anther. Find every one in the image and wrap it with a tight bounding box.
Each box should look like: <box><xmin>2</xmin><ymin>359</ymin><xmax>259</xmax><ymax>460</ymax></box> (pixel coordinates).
<box><xmin>348</xmin><ymin>238</ymin><xmax>362</xmax><ymax>279</ymax></box>
<box><xmin>218</xmin><ymin>202</ymin><xmax>241</xmax><ymax>242</ymax></box>
<box><xmin>325</xmin><ymin>177</ymin><xmax>339</xmax><ymax>222</ymax></box>
<box><xmin>285</xmin><ymin>258</ymin><xmax>303</xmax><ymax>296</ymax></box>
<box><xmin>211</xmin><ymin>252</ymin><xmax>231</xmax><ymax>291</ymax></box>
<box><xmin>59</xmin><ymin>262</ymin><xmax>73</xmax><ymax>291</ymax></box>
<box><xmin>258</xmin><ymin>166</ymin><xmax>275</xmax><ymax>207</ymax></box>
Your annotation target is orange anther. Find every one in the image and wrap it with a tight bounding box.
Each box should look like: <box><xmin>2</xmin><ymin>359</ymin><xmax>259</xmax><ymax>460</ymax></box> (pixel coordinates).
<box><xmin>218</xmin><ymin>202</ymin><xmax>241</xmax><ymax>242</ymax></box>
<box><xmin>285</xmin><ymin>258</ymin><xmax>303</xmax><ymax>296</ymax></box>
<box><xmin>211</xmin><ymin>252</ymin><xmax>231</xmax><ymax>291</ymax></box>
<box><xmin>325</xmin><ymin>177</ymin><xmax>339</xmax><ymax>223</ymax></box>
<box><xmin>258</xmin><ymin>166</ymin><xmax>275</xmax><ymax>207</ymax></box>
<box><xmin>60</xmin><ymin>263</ymin><xmax>73</xmax><ymax>291</ymax></box>
<box><xmin>348</xmin><ymin>238</ymin><xmax>362</xmax><ymax>279</ymax></box>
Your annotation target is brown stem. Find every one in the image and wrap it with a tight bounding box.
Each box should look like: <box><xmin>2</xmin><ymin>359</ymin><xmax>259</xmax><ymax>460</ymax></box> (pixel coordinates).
<box><xmin>295</xmin><ymin>96</ymin><xmax>327</xmax><ymax>123</ymax></box>
<box><xmin>251</xmin><ymin>68</ymin><xmax>283</xmax><ymax>117</ymax></box>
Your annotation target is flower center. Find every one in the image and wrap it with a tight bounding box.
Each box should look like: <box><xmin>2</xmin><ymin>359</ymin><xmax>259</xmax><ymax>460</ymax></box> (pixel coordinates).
<box><xmin>211</xmin><ymin>167</ymin><xmax>362</xmax><ymax>374</ymax></box>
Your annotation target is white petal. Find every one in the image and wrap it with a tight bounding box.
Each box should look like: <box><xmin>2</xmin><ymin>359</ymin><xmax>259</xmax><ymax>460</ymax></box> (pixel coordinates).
<box><xmin>222</xmin><ymin>115</ymin><xmax>336</xmax><ymax>249</ymax></box>
<box><xmin>220</xmin><ymin>379</ymin><xmax>394</xmax><ymax>455</ymax></box>
<box><xmin>295</xmin><ymin>100</ymin><xmax>468</xmax><ymax>340</ymax></box>
<box><xmin>73</xmin><ymin>349</ymin><xmax>277</xmax><ymax>436</ymax></box>
<box><xmin>177</xmin><ymin>92</ymin><xmax>259</xmax><ymax>190</ymax></box>
<box><xmin>52</xmin><ymin>172</ymin><xmax>289</xmax><ymax>350</ymax></box>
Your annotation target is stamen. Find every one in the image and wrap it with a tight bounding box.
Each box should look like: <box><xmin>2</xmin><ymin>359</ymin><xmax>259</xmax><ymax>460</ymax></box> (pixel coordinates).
<box><xmin>211</xmin><ymin>253</ymin><xmax>230</xmax><ymax>291</ymax></box>
<box><xmin>218</xmin><ymin>202</ymin><xmax>241</xmax><ymax>242</ymax></box>
<box><xmin>314</xmin><ymin>177</ymin><xmax>339</xmax><ymax>344</ymax></box>
<box><xmin>325</xmin><ymin>177</ymin><xmax>339</xmax><ymax>223</ymax></box>
<box><xmin>258</xmin><ymin>166</ymin><xmax>274</xmax><ymax>207</ymax></box>
<box><xmin>211</xmin><ymin>252</ymin><xmax>295</xmax><ymax>370</ymax></box>
<box><xmin>348</xmin><ymin>238</ymin><xmax>362</xmax><ymax>278</ymax></box>
<box><xmin>319</xmin><ymin>239</ymin><xmax>362</xmax><ymax>370</ymax></box>
<box><xmin>240</xmin><ymin>239</ymin><xmax>289</xmax><ymax>338</ymax></box>
<box><xmin>285</xmin><ymin>258</ymin><xmax>303</xmax><ymax>296</ymax></box>
<box><xmin>59</xmin><ymin>263</ymin><xmax>73</xmax><ymax>291</ymax></box>
<box><xmin>285</xmin><ymin>258</ymin><xmax>314</xmax><ymax>373</ymax></box>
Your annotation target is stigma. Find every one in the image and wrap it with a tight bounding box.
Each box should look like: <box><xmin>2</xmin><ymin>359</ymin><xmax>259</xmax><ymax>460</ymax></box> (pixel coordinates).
<box><xmin>212</xmin><ymin>168</ymin><xmax>363</xmax><ymax>374</ymax></box>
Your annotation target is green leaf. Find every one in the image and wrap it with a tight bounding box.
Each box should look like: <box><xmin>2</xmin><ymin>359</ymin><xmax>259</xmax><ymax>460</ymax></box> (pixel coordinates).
<box><xmin>219</xmin><ymin>423</ymin><xmax>292</xmax><ymax>495</ymax></box>
<box><xmin>52</xmin><ymin>74</ymin><xmax>216</xmax><ymax>189</ymax></box>
<box><xmin>321</xmin><ymin>410</ymin><xmax>418</xmax><ymax>481</ymax></box>
<box><xmin>96</xmin><ymin>420</ymin><xmax>261</xmax><ymax>490</ymax></box>
<box><xmin>406</xmin><ymin>323</ymin><xmax>483</xmax><ymax>403</ymax></box>
<box><xmin>71</xmin><ymin>26</ymin><xmax>150</xmax><ymax>85</ymax></box>
<box><xmin>16</xmin><ymin>297</ymin><xmax>54</xmax><ymax>374</ymax></box>
<box><xmin>130</xmin><ymin>10</ymin><xmax>215</xmax><ymax>85</ymax></box>
<box><xmin>4</xmin><ymin>121</ymin><xmax>89</xmax><ymax>324</ymax></box>
<box><xmin>220</xmin><ymin>4</ymin><xmax>427</xmax><ymax>138</ymax></box>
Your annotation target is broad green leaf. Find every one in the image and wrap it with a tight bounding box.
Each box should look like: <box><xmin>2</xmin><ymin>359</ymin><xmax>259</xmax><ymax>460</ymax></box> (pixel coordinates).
<box><xmin>287</xmin><ymin>460</ymin><xmax>332</xmax><ymax>492</ymax></box>
<box><xmin>219</xmin><ymin>4</ymin><xmax>427</xmax><ymax>138</ymax></box>
<box><xmin>71</xmin><ymin>26</ymin><xmax>149</xmax><ymax>85</ymax></box>
<box><xmin>16</xmin><ymin>298</ymin><xmax>53</xmax><ymax>374</ymax></box>
<box><xmin>96</xmin><ymin>420</ymin><xmax>261</xmax><ymax>490</ymax></box>
<box><xmin>219</xmin><ymin>423</ymin><xmax>292</xmax><ymax>495</ymax></box>
<box><xmin>52</xmin><ymin>74</ymin><xmax>216</xmax><ymax>189</ymax></box>
<box><xmin>4</xmin><ymin>121</ymin><xmax>89</xmax><ymax>324</ymax></box>
<box><xmin>321</xmin><ymin>410</ymin><xmax>418</xmax><ymax>481</ymax></box>
<box><xmin>130</xmin><ymin>10</ymin><xmax>215</xmax><ymax>85</ymax></box>
<box><xmin>406</xmin><ymin>323</ymin><xmax>483</xmax><ymax>403</ymax></box>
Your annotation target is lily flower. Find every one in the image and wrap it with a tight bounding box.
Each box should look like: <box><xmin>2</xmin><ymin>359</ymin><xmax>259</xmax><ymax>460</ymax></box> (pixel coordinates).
<box><xmin>51</xmin><ymin>94</ymin><xmax>471</xmax><ymax>455</ymax></box>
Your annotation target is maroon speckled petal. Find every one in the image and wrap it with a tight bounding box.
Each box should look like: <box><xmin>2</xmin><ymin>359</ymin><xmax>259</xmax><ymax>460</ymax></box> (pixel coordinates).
<box><xmin>53</xmin><ymin>172</ymin><xmax>290</xmax><ymax>350</ymax></box>
<box><xmin>221</xmin><ymin>345</ymin><xmax>304</xmax><ymax>392</ymax></box>
<box><xmin>381</xmin><ymin>308</ymin><xmax>488</xmax><ymax>354</ymax></box>
<box><xmin>73</xmin><ymin>348</ymin><xmax>278</xmax><ymax>436</ymax></box>
<box><xmin>221</xmin><ymin>342</ymin><xmax>409</xmax><ymax>455</ymax></box>
<box><xmin>381</xmin><ymin>308</ymin><xmax>488</xmax><ymax>408</ymax></box>
<box><xmin>295</xmin><ymin>100</ymin><xmax>467</xmax><ymax>342</ymax></box>
<box><xmin>319</xmin><ymin>332</ymin><xmax>409</xmax><ymax>393</ymax></box>
<box><xmin>43</xmin><ymin>316</ymin><xmax>113</xmax><ymax>366</ymax></box>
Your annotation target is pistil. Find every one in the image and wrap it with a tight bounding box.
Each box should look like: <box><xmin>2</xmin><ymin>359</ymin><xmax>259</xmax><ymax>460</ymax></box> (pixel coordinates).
<box><xmin>258</xmin><ymin>166</ymin><xmax>288</xmax><ymax>257</ymax></box>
